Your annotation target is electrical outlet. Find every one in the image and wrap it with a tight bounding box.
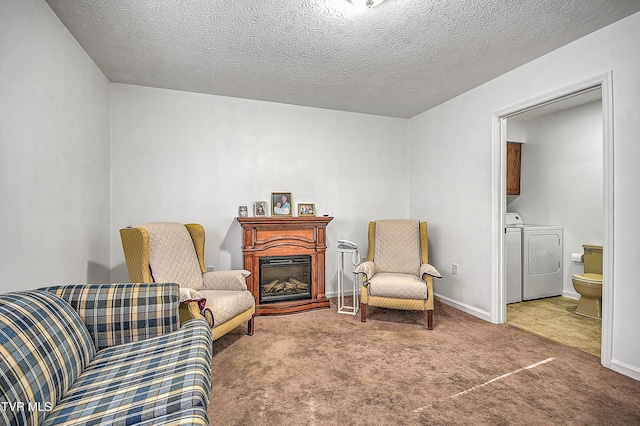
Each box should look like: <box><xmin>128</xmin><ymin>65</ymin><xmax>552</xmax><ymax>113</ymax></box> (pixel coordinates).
<box><xmin>452</xmin><ymin>263</ymin><xmax>458</xmax><ymax>275</ymax></box>
<box><xmin>206</xmin><ymin>266</ymin><xmax>215</xmax><ymax>272</ymax></box>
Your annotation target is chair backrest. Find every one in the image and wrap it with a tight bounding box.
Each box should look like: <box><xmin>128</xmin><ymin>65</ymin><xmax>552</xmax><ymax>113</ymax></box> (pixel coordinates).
<box><xmin>124</xmin><ymin>222</ymin><xmax>204</xmax><ymax>290</ymax></box>
<box><xmin>142</xmin><ymin>222</ymin><xmax>204</xmax><ymax>289</ymax></box>
<box><xmin>121</xmin><ymin>223</ymin><xmax>208</xmax><ymax>284</ymax></box>
<box><xmin>371</xmin><ymin>219</ymin><xmax>421</xmax><ymax>275</ymax></box>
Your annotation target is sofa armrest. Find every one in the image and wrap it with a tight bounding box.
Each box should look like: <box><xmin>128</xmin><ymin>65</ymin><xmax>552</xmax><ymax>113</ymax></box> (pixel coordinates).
<box><xmin>202</xmin><ymin>269</ymin><xmax>250</xmax><ymax>291</ymax></box>
<box><xmin>41</xmin><ymin>283</ymin><xmax>180</xmax><ymax>351</ymax></box>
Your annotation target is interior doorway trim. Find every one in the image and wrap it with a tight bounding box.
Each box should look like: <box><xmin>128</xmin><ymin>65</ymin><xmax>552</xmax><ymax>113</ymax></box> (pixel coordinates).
<box><xmin>490</xmin><ymin>72</ymin><xmax>614</xmax><ymax>368</ymax></box>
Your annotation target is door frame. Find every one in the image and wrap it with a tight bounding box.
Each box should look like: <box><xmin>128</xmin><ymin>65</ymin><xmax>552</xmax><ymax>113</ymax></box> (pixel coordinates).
<box><xmin>490</xmin><ymin>72</ymin><xmax>614</xmax><ymax>367</ymax></box>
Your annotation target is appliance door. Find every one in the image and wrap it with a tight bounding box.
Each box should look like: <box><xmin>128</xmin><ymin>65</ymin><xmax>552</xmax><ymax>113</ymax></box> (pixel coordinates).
<box><xmin>505</xmin><ymin>227</ymin><xmax>522</xmax><ymax>304</ymax></box>
<box><xmin>522</xmin><ymin>228</ymin><xmax>563</xmax><ymax>300</ymax></box>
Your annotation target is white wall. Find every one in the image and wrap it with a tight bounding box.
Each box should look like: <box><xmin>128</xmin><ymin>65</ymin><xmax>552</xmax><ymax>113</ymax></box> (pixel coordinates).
<box><xmin>508</xmin><ymin>101</ymin><xmax>603</xmax><ymax>297</ymax></box>
<box><xmin>408</xmin><ymin>12</ymin><xmax>640</xmax><ymax>378</ymax></box>
<box><xmin>407</xmin><ymin>96</ymin><xmax>495</xmax><ymax>315</ymax></box>
<box><xmin>0</xmin><ymin>0</ymin><xmax>111</xmax><ymax>293</ymax></box>
<box><xmin>506</xmin><ymin>119</ymin><xmax>526</xmax><ymax>143</ymax></box>
<box><xmin>109</xmin><ymin>84</ymin><xmax>409</xmax><ymax>295</ymax></box>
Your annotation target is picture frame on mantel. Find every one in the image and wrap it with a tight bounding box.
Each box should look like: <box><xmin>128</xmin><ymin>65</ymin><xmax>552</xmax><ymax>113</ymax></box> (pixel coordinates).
<box><xmin>254</xmin><ymin>201</ymin><xmax>268</xmax><ymax>217</ymax></box>
<box><xmin>272</xmin><ymin>192</ymin><xmax>292</xmax><ymax>216</ymax></box>
<box><xmin>298</xmin><ymin>203</ymin><xmax>316</xmax><ymax>217</ymax></box>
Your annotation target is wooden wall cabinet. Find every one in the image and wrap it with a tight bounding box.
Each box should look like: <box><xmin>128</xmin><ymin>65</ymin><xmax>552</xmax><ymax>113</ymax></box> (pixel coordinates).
<box><xmin>507</xmin><ymin>142</ymin><xmax>522</xmax><ymax>195</ymax></box>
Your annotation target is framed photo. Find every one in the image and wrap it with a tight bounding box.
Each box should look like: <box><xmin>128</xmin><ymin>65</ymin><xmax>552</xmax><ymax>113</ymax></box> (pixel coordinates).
<box><xmin>298</xmin><ymin>203</ymin><xmax>316</xmax><ymax>217</ymax></box>
<box><xmin>272</xmin><ymin>192</ymin><xmax>293</xmax><ymax>216</ymax></box>
<box><xmin>254</xmin><ymin>201</ymin><xmax>268</xmax><ymax>217</ymax></box>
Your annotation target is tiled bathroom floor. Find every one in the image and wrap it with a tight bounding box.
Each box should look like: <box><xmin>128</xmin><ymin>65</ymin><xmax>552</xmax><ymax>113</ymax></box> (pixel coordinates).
<box><xmin>507</xmin><ymin>296</ymin><xmax>601</xmax><ymax>357</ymax></box>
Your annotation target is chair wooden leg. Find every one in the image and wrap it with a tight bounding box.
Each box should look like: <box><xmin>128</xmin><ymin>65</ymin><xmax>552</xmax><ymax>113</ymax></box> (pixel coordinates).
<box><xmin>427</xmin><ymin>310</ymin><xmax>433</xmax><ymax>330</ymax></box>
<box><xmin>247</xmin><ymin>316</ymin><xmax>255</xmax><ymax>336</ymax></box>
<box><xmin>360</xmin><ymin>303</ymin><xmax>367</xmax><ymax>322</ymax></box>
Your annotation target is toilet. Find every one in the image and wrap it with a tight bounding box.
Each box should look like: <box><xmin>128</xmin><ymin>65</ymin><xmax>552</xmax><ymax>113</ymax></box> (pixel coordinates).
<box><xmin>572</xmin><ymin>244</ymin><xmax>603</xmax><ymax>319</ymax></box>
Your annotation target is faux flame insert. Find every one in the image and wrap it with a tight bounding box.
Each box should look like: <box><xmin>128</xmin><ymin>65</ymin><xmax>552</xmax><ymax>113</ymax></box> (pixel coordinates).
<box><xmin>259</xmin><ymin>256</ymin><xmax>311</xmax><ymax>303</ymax></box>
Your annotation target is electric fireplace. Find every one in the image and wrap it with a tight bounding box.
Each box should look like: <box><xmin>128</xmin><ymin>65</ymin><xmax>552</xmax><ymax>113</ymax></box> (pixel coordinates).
<box><xmin>237</xmin><ymin>216</ymin><xmax>332</xmax><ymax>315</ymax></box>
<box><xmin>259</xmin><ymin>256</ymin><xmax>311</xmax><ymax>303</ymax></box>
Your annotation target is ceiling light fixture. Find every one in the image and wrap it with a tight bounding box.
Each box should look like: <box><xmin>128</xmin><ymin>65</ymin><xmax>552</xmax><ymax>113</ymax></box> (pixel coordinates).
<box><xmin>349</xmin><ymin>0</ymin><xmax>385</xmax><ymax>9</ymax></box>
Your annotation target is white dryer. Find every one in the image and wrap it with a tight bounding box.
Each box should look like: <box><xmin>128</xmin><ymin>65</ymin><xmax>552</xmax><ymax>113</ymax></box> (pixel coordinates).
<box><xmin>506</xmin><ymin>213</ymin><xmax>563</xmax><ymax>301</ymax></box>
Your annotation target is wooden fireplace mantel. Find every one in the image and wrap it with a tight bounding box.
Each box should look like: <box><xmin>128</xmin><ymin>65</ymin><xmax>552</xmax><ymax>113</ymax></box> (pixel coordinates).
<box><xmin>237</xmin><ymin>216</ymin><xmax>333</xmax><ymax>315</ymax></box>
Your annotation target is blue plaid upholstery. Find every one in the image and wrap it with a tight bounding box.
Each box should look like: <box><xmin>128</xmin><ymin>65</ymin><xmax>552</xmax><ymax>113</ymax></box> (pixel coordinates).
<box><xmin>1</xmin><ymin>283</ymin><xmax>211</xmax><ymax>426</ymax></box>
<box><xmin>0</xmin><ymin>291</ymin><xmax>95</xmax><ymax>426</ymax></box>
<box><xmin>40</xmin><ymin>283</ymin><xmax>181</xmax><ymax>351</ymax></box>
<box><xmin>43</xmin><ymin>319</ymin><xmax>211</xmax><ymax>426</ymax></box>
<box><xmin>133</xmin><ymin>407</ymin><xmax>209</xmax><ymax>425</ymax></box>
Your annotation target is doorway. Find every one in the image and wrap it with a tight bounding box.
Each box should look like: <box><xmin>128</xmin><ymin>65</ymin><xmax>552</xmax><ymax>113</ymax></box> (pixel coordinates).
<box><xmin>491</xmin><ymin>73</ymin><xmax>614</xmax><ymax>368</ymax></box>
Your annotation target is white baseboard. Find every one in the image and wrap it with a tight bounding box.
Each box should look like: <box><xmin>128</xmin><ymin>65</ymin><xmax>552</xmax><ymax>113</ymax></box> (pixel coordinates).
<box><xmin>610</xmin><ymin>359</ymin><xmax>640</xmax><ymax>381</ymax></box>
<box><xmin>326</xmin><ymin>290</ymin><xmax>355</xmax><ymax>298</ymax></box>
<box><xmin>563</xmin><ymin>290</ymin><xmax>580</xmax><ymax>299</ymax></box>
<box><xmin>435</xmin><ymin>294</ymin><xmax>492</xmax><ymax>323</ymax></box>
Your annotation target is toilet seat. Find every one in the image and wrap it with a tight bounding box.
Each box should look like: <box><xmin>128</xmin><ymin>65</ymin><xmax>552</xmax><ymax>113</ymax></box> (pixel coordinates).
<box><xmin>572</xmin><ymin>273</ymin><xmax>602</xmax><ymax>285</ymax></box>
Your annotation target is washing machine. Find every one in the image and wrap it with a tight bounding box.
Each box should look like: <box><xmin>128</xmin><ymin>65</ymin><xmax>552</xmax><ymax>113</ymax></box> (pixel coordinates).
<box><xmin>506</xmin><ymin>213</ymin><xmax>563</xmax><ymax>301</ymax></box>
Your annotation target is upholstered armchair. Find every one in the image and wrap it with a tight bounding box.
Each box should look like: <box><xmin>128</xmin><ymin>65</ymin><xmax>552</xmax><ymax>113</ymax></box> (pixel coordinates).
<box><xmin>355</xmin><ymin>219</ymin><xmax>442</xmax><ymax>329</ymax></box>
<box><xmin>120</xmin><ymin>222</ymin><xmax>255</xmax><ymax>340</ymax></box>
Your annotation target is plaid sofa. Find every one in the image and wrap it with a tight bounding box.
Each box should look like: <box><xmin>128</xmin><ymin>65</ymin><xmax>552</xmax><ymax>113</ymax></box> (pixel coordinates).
<box><xmin>0</xmin><ymin>283</ymin><xmax>212</xmax><ymax>426</ymax></box>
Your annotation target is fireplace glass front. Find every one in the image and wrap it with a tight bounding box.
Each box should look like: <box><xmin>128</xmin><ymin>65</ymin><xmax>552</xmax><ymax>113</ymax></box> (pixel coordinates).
<box><xmin>259</xmin><ymin>256</ymin><xmax>312</xmax><ymax>303</ymax></box>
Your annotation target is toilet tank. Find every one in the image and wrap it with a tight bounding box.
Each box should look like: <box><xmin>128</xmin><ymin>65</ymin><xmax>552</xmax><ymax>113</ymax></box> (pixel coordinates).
<box><xmin>583</xmin><ymin>244</ymin><xmax>603</xmax><ymax>275</ymax></box>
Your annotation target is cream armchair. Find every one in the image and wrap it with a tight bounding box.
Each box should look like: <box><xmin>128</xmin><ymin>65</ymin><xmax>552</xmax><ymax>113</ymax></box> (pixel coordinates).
<box><xmin>355</xmin><ymin>219</ymin><xmax>442</xmax><ymax>329</ymax></box>
<box><xmin>120</xmin><ymin>222</ymin><xmax>255</xmax><ymax>340</ymax></box>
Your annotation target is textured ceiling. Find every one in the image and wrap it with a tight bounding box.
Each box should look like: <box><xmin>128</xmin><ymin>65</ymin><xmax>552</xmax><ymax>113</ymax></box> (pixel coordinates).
<box><xmin>45</xmin><ymin>0</ymin><xmax>640</xmax><ymax>118</ymax></box>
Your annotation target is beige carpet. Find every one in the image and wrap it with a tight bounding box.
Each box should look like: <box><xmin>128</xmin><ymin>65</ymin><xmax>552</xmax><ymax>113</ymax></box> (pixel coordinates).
<box><xmin>210</xmin><ymin>300</ymin><xmax>640</xmax><ymax>425</ymax></box>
